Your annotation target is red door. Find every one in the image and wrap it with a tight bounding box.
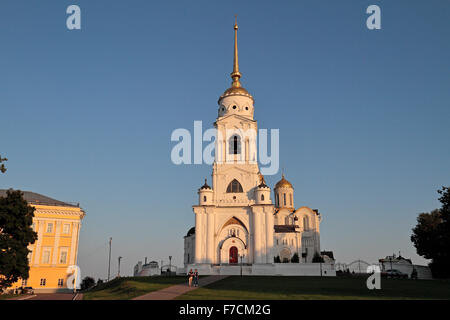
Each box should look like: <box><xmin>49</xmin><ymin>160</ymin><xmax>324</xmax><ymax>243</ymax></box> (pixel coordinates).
<box><xmin>229</xmin><ymin>246</ymin><xmax>238</xmax><ymax>264</ymax></box>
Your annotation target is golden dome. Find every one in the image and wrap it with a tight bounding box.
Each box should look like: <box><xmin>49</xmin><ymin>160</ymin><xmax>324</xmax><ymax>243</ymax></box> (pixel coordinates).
<box><xmin>275</xmin><ymin>174</ymin><xmax>293</xmax><ymax>189</ymax></box>
<box><xmin>220</xmin><ymin>86</ymin><xmax>253</xmax><ymax>101</ymax></box>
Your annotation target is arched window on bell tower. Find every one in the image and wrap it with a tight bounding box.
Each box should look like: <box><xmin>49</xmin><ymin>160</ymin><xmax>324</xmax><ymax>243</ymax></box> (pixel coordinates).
<box><xmin>226</xmin><ymin>179</ymin><xmax>243</xmax><ymax>193</ymax></box>
<box><xmin>229</xmin><ymin>135</ymin><xmax>241</xmax><ymax>155</ymax></box>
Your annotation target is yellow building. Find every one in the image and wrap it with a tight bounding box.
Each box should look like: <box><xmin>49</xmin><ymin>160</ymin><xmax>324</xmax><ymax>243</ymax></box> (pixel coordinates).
<box><xmin>0</xmin><ymin>190</ymin><xmax>86</xmax><ymax>293</ymax></box>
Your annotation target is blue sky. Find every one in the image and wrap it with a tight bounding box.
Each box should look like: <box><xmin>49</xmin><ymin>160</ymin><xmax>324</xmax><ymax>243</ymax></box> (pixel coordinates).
<box><xmin>1</xmin><ymin>0</ymin><xmax>449</xmax><ymax>279</ymax></box>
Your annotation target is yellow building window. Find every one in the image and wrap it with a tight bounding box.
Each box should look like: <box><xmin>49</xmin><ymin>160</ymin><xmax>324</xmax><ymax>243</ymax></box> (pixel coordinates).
<box><xmin>40</xmin><ymin>279</ymin><xmax>46</xmax><ymax>286</ymax></box>
<box><xmin>42</xmin><ymin>249</ymin><xmax>51</xmax><ymax>264</ymax></box>
<box><xmin>59</xmin><ymin>250</ymin><xmax>68</xmax><ymax>264</ymax></box>
<box><xmin>46</xmin><ymin>223</ymin><xmax>53</xmax><ymax>233</ymax></box>
<box><xmin>58</xmin><ymin>279</ymin><xmax>64</xmax><ymax>287</ymax></box>
<box><xmin>62</xmin><ymin>224</ymin><xmax>70</xmax><ymax>234</ymax></box>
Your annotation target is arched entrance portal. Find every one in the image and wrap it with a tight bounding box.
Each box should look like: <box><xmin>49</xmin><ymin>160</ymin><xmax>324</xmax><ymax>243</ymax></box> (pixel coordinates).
<box><xmin>229</xmin><ymin>246</ymin><xmax>238</xmax><ymax>264</ymax></box>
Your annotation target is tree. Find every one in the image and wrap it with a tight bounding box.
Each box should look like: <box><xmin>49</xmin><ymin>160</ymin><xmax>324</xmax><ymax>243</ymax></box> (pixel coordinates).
<box><xmin>0</xmin><ymin>190</ymin><xmax>38</xmax><ymax>290</ymax></box>
<box><xmin>290</xmin><ymin>253</ymin><xmax>299</xmax><ymax>263</ymax></box>
<box><xmin>312</xmin><ymin>251</ymin><xmax>324</xmax><ymax>263</ymax></box>
<box><xmin>410</xmin><ymin>210</ymin><xmax>441</xmax><ymax>260</ymax></box>
<box><xmin>0</xmin><ymin>154</ymin><xmax>7</xmax><ymax>173</ymax></box>
<box><xmin>80</xmin><ymin>276</ymin><xmax>96</xmax><ymax>290</ymax></box>
<box><xmin>411</xmin><ymin>186</ymin><xmax>450</xmax><ymax>278</ymax></box>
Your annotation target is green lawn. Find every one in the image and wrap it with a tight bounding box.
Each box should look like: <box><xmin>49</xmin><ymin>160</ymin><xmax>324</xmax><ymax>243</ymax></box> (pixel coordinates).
<box><xmin>83</xmin><ymin>276</ymin><xmax>188</xmax><ymax>300</ymax></box>
<box><xmin>176</xmin><ymin>276</ymin><xmax>450</xmax><ymax>300</ymax></box>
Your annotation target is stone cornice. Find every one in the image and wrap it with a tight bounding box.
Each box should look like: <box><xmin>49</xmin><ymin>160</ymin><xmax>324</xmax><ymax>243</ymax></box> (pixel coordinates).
<box><xmin>34</xmin><ymin>208</ymin><xmax>85</xmax><ymax>219</ymax></box>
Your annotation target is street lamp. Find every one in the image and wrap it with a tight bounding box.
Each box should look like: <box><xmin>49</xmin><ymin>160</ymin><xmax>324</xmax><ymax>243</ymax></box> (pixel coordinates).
<box><xmin>107</xmin><ymin>237</ymin><xmax>112</xmax><ymax>281</ymax></box>
<box><xmin>169</xmin><ymin>256</ymin><xmax>172</xmax><ymax>276</ymax></box>
<box><xmin>240</xmin><ymin>254</ymin><xmax>245</xmax><ymax>277</ymax></box>
<box><xmin>118</xmin><ymin>256</ymin><xmax>122</xmax><ymax>277</ymax></box>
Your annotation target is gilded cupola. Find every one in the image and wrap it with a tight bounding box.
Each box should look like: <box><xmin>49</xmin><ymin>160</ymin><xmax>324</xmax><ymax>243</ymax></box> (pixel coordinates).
<box><xmin>275</xmin><ymin>174</ymin><xmax>293</xmax><ymax>189</ymax></box>
<box><xmin>274</xmin><ymin>174</ymin><xmax>294</xmax><ymax>209</ymax></box>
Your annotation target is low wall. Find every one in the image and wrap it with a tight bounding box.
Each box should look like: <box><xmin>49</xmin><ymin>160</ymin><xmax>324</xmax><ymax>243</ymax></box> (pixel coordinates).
<box><xmin>137</xmin><ymin>267</ymin><xmax>161</xmax><ymax>277</ymax></box>
<box><xmin>414</xmin><ymin>265</ymin><xmax>432</xmax><ymax>279</ymax></box>
<box><xmin>274</xmin><ymin>263</ymin><xmax>335</xmax><ymax>276</ymax></box>
<box><xmin>185</xmin><ymin>263</ymin><xmax>336</xmax><ymax>276</ymax></box>
<box><xmin>34</xmin><ymin>288</ymin><xmax>74</xmax><ymax>294</ymax></box>
<box><xmin>381</xmin><ymin>263</ymin><xmax>432</xmax><ymax>279</ymax></box>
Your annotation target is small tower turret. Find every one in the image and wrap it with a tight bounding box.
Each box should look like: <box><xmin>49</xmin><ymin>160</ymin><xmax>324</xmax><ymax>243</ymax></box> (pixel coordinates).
<box><xmin>255</xmin><ymin>172</ymin><xmax>271</xmax><ymax>204</ymax></box>
<box><xmin>198</xmin><ymin>178</ymin><xmax>213</xmax><ymax>206</ymax></box>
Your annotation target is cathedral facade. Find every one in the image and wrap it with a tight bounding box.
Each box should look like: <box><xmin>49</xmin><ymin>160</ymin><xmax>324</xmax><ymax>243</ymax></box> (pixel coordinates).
<box><xmin>184</xmin><ymin>22</ymin><xmax>332</xmax><ymax>276</ymax></box>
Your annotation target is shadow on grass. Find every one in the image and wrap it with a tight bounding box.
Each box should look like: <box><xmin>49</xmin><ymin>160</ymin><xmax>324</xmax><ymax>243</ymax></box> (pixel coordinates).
<box><xmin>177</xmin><ymin>276</ymin><xmax>450</xmax><ymax>300</ymax></box>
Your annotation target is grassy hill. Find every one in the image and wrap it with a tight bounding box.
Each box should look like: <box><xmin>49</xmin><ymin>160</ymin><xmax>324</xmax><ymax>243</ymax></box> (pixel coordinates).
<box><xmin>81</xmin><ymin>275</ymin><xmax>450</xmax><ymax>300</ymax></box>
<box><xmin>83</xmin><ymin>276</ymin><xmax>187</xmax><ymax>300</ymax></box>
<box><xmin>176</xmin><ymin>276</ymin><xmax>450</xmax><ymax>300</ymax></box>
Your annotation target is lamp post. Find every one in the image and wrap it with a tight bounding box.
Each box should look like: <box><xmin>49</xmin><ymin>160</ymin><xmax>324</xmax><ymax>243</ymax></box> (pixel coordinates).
<box><xmin>169</xmin><ymin>256</ymin><xmax>172</xmax><ymax>276</ymax></box>
<box><xmin>240</xmin><ymin>254</ymin><xmax>245</xmax><ymax>277</ymax></box>
<box><xmin>390</xmin><ymin>254</ymin><xmax>393</xmax><ymax>270</ymax></box>
<box><xmin>107</xmin><ymin>237</ymin><xmax>112</xmax><ymax>281</ymax></box>
<box><xmin>73</xmin><ymin>266</ymin><xmax>77</xmax><ymax>294</ymax></box>
<box><xmin>118</xmin><ymin>256</ymin><xmax>122</xmax><ymax>277</ymax></box>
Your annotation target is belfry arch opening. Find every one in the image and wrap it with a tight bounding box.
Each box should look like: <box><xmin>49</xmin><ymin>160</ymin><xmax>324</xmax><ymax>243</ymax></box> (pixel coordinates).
<box><xmin>226</xmin><ymin>179</ymin><xmax>243</xmax><ymax>193</ymax></box>
<box><xmin>229</xmin><ymin>135</ymin><xmax>241</xmax><ymax>155</ymax></box>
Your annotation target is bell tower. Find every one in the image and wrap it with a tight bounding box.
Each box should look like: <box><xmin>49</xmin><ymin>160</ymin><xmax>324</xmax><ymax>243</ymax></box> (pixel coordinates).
<box><xmin>212</xmin><ymin>18</ymin><xmax>260</xmax><ymax>205</ymax></box>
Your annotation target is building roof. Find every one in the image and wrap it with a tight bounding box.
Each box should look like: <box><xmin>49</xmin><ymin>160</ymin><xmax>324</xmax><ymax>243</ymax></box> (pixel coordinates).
<box><xmin>186</xmin><ymin>227</ymin><xmax>195</xmax><ymax>237</ymax></box>
<box><xmin>0</xmin><ymin>189</ymin><xmax>79</xmax><ymax>208</ymax></box>
<box><xmin>275</xmin><ymin>174</ymin><xmax>293</xmax><ymax>189</ymax></box>
<box><xmin>379</xmin><ymin>255</ymin><xmax>412</xmax><ymax>264</ymax></box>
<box><xmin>274</xmin><ymin>225</ymin><xmax>297</xmax><ymax>233</ymax></box>
<box><xmin>199</xmin><ymin>178</ymin><xmax>211</xmax><ymax>190</ymax></box>
<box><xmin>257</xmin><ymin>181</ymin><xmax>269</xmax><ymax>189</ymax></box>
<box><xmin>321</xmin><ymin>251</ymin><xmax>334</xmax><ymax>260</ymax></box>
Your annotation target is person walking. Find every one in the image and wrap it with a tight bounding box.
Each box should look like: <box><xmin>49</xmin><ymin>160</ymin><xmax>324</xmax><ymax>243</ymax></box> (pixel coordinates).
<box><xmin>188</xmin><ymin>269</ymin><xmax>193</xmax><ymax>287</ymax></box>
<box><xmin>193</xmin><ymin>269</ymin><xmax>199</xmax><ymax>287</ymax></box>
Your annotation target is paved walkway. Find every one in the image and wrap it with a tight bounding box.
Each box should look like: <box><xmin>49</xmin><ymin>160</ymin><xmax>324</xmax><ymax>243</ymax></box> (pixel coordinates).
<box><xmin>132</xmin><ymin>275</ymin><xmax>228</xmax><ymax>300</ymax></box>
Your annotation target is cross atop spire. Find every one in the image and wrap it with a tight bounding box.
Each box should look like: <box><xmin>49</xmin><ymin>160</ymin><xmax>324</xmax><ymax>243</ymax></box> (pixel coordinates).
<box><xmin>231</xmin><ymin>15</ymin><xmax>242</xmax><ymax>88</ymax></box>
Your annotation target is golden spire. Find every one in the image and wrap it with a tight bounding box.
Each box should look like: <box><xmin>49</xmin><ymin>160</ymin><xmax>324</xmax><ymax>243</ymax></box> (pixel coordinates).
<box><xmin>218</xmin><ymin>16</ymin><xmax>254</xmax><ymax>103</ymax></box>
<box><xmin>231</xmin><ymin>15</ymin><xmax>241</xmax><ymax>88</ymax></box>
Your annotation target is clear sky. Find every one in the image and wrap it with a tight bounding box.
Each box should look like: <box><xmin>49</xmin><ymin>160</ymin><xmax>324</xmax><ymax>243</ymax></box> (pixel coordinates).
<box><xmin>1</xmin><ymin>0</ymin><xmax>449</xmax><ymax>279</ymax></box>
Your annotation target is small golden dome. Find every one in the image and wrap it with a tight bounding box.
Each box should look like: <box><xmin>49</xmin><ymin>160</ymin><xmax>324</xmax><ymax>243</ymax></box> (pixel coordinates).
<box><xmin>219</xmin><ymin>86</ymin><xmax>254</xmax><ymax>102</ymax></box>
<box><xmin>275</xmin><ymin>174</ymin><xmax>293</xmax><ymax>189</ymax></box>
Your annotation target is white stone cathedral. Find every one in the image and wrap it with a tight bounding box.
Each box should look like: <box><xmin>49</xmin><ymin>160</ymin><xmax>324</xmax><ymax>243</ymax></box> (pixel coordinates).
<box><xmin>183</xmin><ymin>21</ymin><xmax>334</xmax><ymax>276</ymax></box>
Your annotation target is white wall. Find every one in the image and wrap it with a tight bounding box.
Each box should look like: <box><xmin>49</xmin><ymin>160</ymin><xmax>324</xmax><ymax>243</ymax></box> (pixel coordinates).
<box><xmin>186</xmin><ymin>263</ymin><xmax>336</xmax><ymax>276</ymax></box>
